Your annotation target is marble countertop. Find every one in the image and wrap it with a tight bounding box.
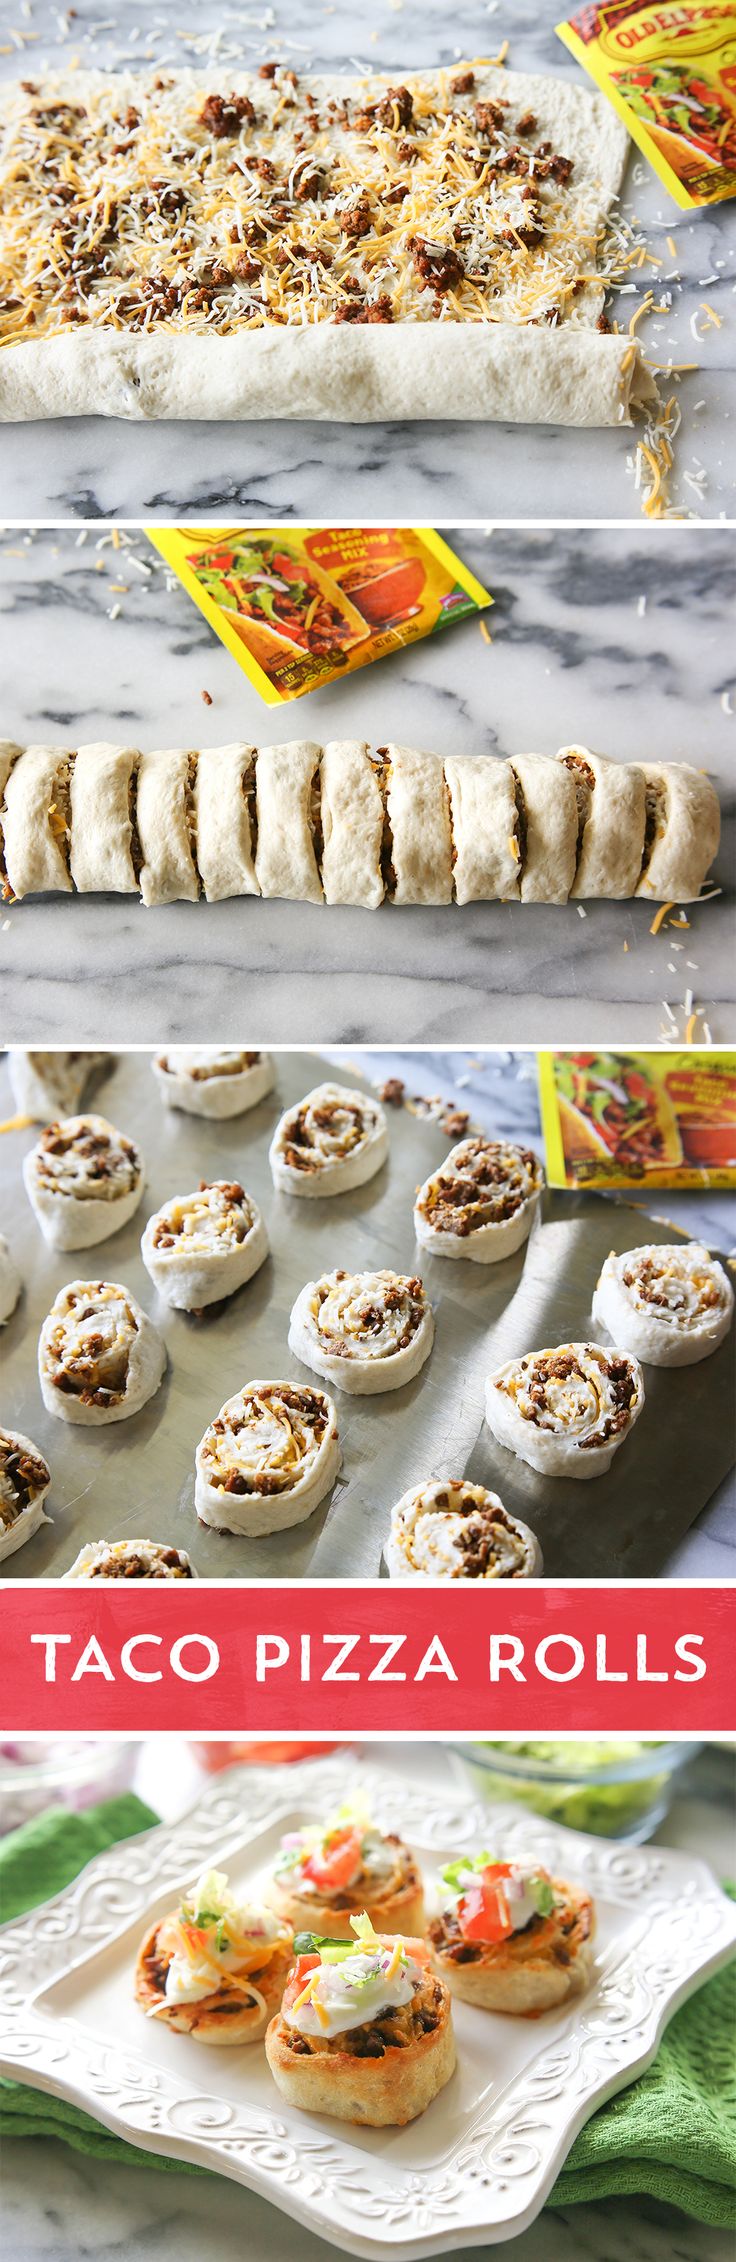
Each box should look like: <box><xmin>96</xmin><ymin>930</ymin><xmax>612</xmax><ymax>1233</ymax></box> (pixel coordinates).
<box><xmin>0</xmin><ymin>0</ymin><xmax>734</xmax><ymax>522</ymax></box>
<box><xmin>3</xmin><ymin>1737</ymin><xmax>734</xmax><ymax>2262</ymax></box>
<box><xmin>1</xmin><ymin>521</ymin><xmax>733</xmax><ymax>1043</ymax></box>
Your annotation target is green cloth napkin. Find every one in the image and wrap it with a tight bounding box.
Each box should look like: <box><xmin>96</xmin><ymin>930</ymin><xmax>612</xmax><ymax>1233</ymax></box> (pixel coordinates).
<box><xmin>1</xmin><ymin>1799</ymin><xmax>734</xmax><ymax>2227</ymax></box>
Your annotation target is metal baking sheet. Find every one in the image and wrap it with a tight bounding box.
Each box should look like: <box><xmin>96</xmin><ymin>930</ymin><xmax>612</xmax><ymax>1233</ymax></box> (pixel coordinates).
<box><xmin>0</xmin><ymin>1046</ymin><xmax>733</xmax><ymax>1580</ymax></box>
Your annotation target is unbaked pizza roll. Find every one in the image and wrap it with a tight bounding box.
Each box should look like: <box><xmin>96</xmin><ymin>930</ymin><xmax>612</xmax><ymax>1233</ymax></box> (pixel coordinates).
<box><xmin>1</xmin><ymin>742</ymin><xmax>73</xmax><ymax>897</ymax></box>
<box><xmin>485</xmin><ymin>1340</ymin><xmax>644</xmax><ymax>1478</ymax></box>
<box><xmin>142</xmin><ymin>1180</ymin><xmax>268</xmax><ymax>1310</ymax></box>
<box><xmin>194</xmin><ymin>742</ymin><xmax>259</xmax><ymax>901</ymax></box>
<box><xmin>593</xmin><ymin>1241</ymin><xmax>733</xmax><ymax>1367</ymax></box>
<box><xmin>428</xmin><ymin>1856</ymin><xmax>594</xmax><ymax>2015</ymax></box>
<box><xmin>23</xmin><ymin>1114</ymin><xmax>144</xmax><ymax>1250</ymax></box>
<box><xmin>289</xmin><ymin>1267</ymin><xmax>433</xmax><ymax>1395</ymax></box>
<box><xmin>636</xmin><ymin>762</ymin><xmax>721</xmax><ymax>902</ymax></box>
<box><xmin>414</xmin><ymin>1137</ymin><xmax>544</xmax><ymax>1263</ymax></box>
<box><xmin>69</xmin><ymin>741</ymin><xmax>138</xmax><ymax>893</ymax></box>
<box><xmin>270</xmin><ymin>1083</ymin><xmax>388</xmax><ymax>1198</ymax></box>
<box><xmin>266</xmin><ymin>1917</ymin><xmax>455</xmax><ymax>2127</ymax></box>
<box><xmin>0</xmin><ymin>739</ymin><xmax>21</xmax><ymax>887</ymax></box>
<box><xmin>0</xmin><ymin>1231</ymin><xmax>21</xmax><ymax>1322</ymax></box>
<box><xmin>443</xmin><ymin>755</ymin><xmax>521</xmax><ymax>902</ymax></box>
<box><xmin>381</xmin><ymin>744</ymin><xmax>453</xmax><ymax>904</ymax></box>
<box><xmin>64</xmin><ymin>1537</ymin><xmax>196</xmax><ymax>1579</ymax></box>
<box><xmin>509</xmin><ymin>752</ymin><xmax>578</xmax><ymax>903</ymax></box>
<box><xmin>0</xmin><ymin>1427</ymin><xmax>51</xmax><ymax>1563</ymax></box>
<box><xmin>384</xmin><ymin>1479</ymin><xmax>542</xmax><ymax>1582</ymax></box>
<box><xmin>152</xmin><ymin>1047</ymin><xmax>274</xmax><ymax>1118</ymax></box>
<box><xmin>254</xmin><ymin>741</ymin><xmax>323</xmax><ymax>903</ymax></box>
<box><xmin>136</xmin><ymin>746</ymin><xmax>199</xmax><ymax>905</ymax></box>
<box><xmin>320</xmin><ymin>740</ymin><xmax>384</xmax><ymax>908</ymax></box>
<box><xmin>135</xmin><ymin>1868</ymin><xmax>293</xmax><ymax>2046</ymax></box>
<box><xmin>270</xmin><ymin>1809</ymin><xmax>425</xmax><ymax>1940</ymax></box>
<box><xmin>39</xmin><ymin>1278</ymin><xmax>166</xmax><ymax>1425</ymax></box>
<box><xmin>195</xmin><ymin>1379</ymin><xmax>341</xmax><ymax>1536</ymax></box>
<box><xmin>557</xmin><ymin>745</ymin><xmax>646</xmax><ymax>897</ymax></box>
<box><xmin>8</xmin><ymin>1049</ymin><xmax>107</xmax><ymax>1122</ymax></box>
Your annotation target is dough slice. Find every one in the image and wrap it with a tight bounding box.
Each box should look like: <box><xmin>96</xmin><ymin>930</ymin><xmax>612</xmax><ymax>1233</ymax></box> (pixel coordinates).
<box><xmin>8</xmin><ymin>1049</ymin><xmax>106</xmax><ymax>1121</ymax></box>
<box><xmin>254</xmin><ymin>740</ymin><xmax>323</xmax><ymax>903</ymax></box>
<box><xmin>592</xmin><ymin>1242</ymin><xmax>733</xmax><ymax>1367</ymax></box>
<box><xmin>557</xmin><ymin>745</ymin><xmax>646</xmax><ymax>898</ymax></box>
<box><xmin>23</xmin><ymin>1113</ymin><xmax>145</xmax><ymax>1251</ymax></box>
<box><xmin>510</xmin><ymin>752</ymin><xmax>577</xmax><ymax>903</ymax></box>
<box><xmin>38</xmin><ymin>1279</ymin><xmax>166</xmax><ymax>1425</ymax></box>
<box><xmin>382</xmin><ymin>744</ymin><xmax>453</xmax><ymax>904</ymax></box>
<box><xmin>289</xmin><ymin>1267</ymin><xmax>434</xmax><ymax>1395</ymax></box>
<box><xmin>152</xmin><ymin>1048</ymin><xmax>274</xmax><ymax>1118</ymax></box>
<box><xmin>443</xmin><ymin>755</ymin><xmax>521</xmax><ymax>902</ymax></box>
<box><xmin>320</xmin><ymin>740</ymin><xmax>384</xmax><ymax>907</ymax></box>
<box><xmin>195</xmin><ymin>742</ymin><xmax>259</xmax><ymax>901</ymax></box>
<box><xmin>1</xmin><ymin>742</ymin><xmax>73</xmax><ymax>896</ymax></box>
<box><xmin>142</xmin><ymin>1180</ymin><xmax>269</xmax><ymax>1310</ymax></box>
<box><xmin>485</xmin><ymin>1340</ymin><xmax>645</xmax><ymax>1478</ymax></box>
<box><xmin>0</xmin><ymin>1231</ymin><xmax>21</xmax><ymax>1322</ymax></box>
<box><xmin>270</xmin><ymin>1082</ymin><xmax>388</xmax><ymax>1197</ymax></box>
<box><xmin>136</xmin><ymin>746</ymin><xmax>199</xmax><ymax>905</ymax></box>
<box><xmin>636</xmin><ymin>762</ymin><xmax>721</xmax><ymax>902</ymax></box>
<box><xmin>0</xmin><ymin>1426</ymin><xmax>51</xmax><ymax>1562</ymax></box>
<box><xmin>385</xmin><ymin>1480</ymin><xmax>542</xmax><ymax>1581</ymax></box>
<box><xmin>195</xmin><ymin>1379</ymin><xmax>341</xmax><ymax>1535</ymax></box>
<box><xmin>69</xmin><ymin>741</ymin><xmax>139</xmax><ymax>893</ymax></box>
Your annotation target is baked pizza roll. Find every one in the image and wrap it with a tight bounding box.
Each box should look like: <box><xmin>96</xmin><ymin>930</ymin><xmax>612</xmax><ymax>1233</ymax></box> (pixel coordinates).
<box><xmin>136</xmin><ymin>746</ymin><xmax>199</xmax><ymax>906</ymax></box>
<box><xmin>289</xmin><ymin>1268</ymin><xmax>434</xmax><ymax>1395</ymax></box>
<box><xmin>69</xmin><ymin>741</ymin><xmax>139</xmax><ymax>893</ymax></box>
<box><xmin>7</xmin><ymin>1049</ymin><xmax>107</xmax><ymax>1122</ymax></box>
<box><xmin>0</xmin><ymin>1231</ymin><xmax>21</xmax><ymax>1322</ymax></box>
<box><xmin>557</xmin><ymin>745</ymin><xmax>646</xmax><ymax>898</ymax></box>
<box><xmin>636</xmin><ymin>762</ymin><xmax>721</xmax><ymax>902</ymax></box>
<box><xmin>142</xmin><ymin>1179</ymin><xmax>268</xmax><ymax>1310</ymax></box>
<box><xmin>194</xmin><ymin>742</ymin><xmax>259</xmax><ymax>901</ymax></box>
<box><xmin>380</xmin><ymin>744</ymin><xmax>453</xmax><ymax>905</ymax></box>
<box><xmin>23</xmin><ymin>1114</ymin><xmax>145</xmax><ymax>1250</ymax></box>
<box><xmin>385</xmin><ymin>1480</ymin><xmax>542</xmax><ymax>1582</ymax></box>
<box><xmin>135</xmin><ymin>1868</ymin><xmax>293</xmax><ymax>2046</ymax></box>
<box><xmin>195</xmin><ymin>1379</ymin><xmax>341</xmax><ymax>1536</ymax></box>
<box><xmin>509</xmin><ymin>752</ymin><xmax>578</xmax><ymax>903</ymax></box>
<box><xmin>270</xmin><ymin>1807</ymin><xmax>425</xmax><ymax>1940</ymax></box>
<box><xmin>320</xmin><ymin>740</ymin><xmax>384</xmax><ymax>908</ymax></box>
<box><xmin>64</xmin><ymin>1537</ymin><xmax>196</xmax><ymax>1580</ymax></box>
<box><xmin>443</xmin><ymin>755</ymin><xmax>521</xmax><ymax>903</ymax></box>
<box><xmin>270</xmin><ymin>1083</ymin><xmax>388</xmax><ymax>1198</ymax></box>
<box><xmin>152</xmin><ymin>1047</ymin><xmax>274</xmax><ymax>1118</ymax></box>
<box><xmin>38</xmin><ymin>1278</ymin><xmax>166</xmax><ymax>1425</ymax></box>
<box><xmin>428</xmin><ymin>1854</ymin><xmax>595</xmax><ymax>2015</ymax></box>
<box><xmin>254</xmin><ymin>741</ymin><xmax>323</xmax><ymax>903</ymax></box>
<box><xmin>414</xmin><ymin>1137</ymin><xmax>544</xmax><ymax>1263</ymax></box>
<box><xmin>485</xmin><ymin>1340</ymin><xmax>644</xmax><ymax>1478</ymax></box>
<box><xmin>0</xmin><ymin>1427</ymin><xmax>51</xmax><ymax>1563</ymax></box>
<box><xmin>266</xmin><ymin>1915</ymin><xmax>455</xmax><ymax>2127</ymax></box>
<box><xmin>1</xmin><ymin>742</ymin><xmax>73</xmax><ymax>897</ymax></box>
<box><xmin>593</xmin><ymin>1241</ymin><xmax>734</xmax><ymax>1368</ymax></box>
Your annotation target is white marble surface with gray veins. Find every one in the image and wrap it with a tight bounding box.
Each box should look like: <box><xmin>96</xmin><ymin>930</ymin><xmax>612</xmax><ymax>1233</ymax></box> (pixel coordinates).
<box><xmin>0</xmin><ymin>0</ymin><xmax>734</xmax><ymax>521</ymax></box>
<box><xmin>1</xmin><ymin>522</ymin><xmax>733</xmax><ymax>1044</ymax></box>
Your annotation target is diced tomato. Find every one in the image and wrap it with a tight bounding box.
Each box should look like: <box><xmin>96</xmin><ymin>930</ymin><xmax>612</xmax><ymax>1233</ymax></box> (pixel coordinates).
<box><xmin>458</xmin><ymin>1862</ymin><xmax>515</xmax><ymax>1944</ymax></box>
<box><xmin>282</xmin><ymin>1952</ymin><xmax>320</xmax><ymax>2009</ymax></box>
<box><xmin>301</xmin><ymin>1825</ymin><xmax>363</xmax><ymax>1894</ymax></box>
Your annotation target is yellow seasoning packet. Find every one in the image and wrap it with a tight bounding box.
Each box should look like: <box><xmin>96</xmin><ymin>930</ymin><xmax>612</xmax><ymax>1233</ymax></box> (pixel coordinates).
<box><xmin>538</xmin><ymin>1049</ymin><xmax>736</xmax><ymax>1189</ymax></box>
<box><xmin>557</xmin><ymin>2</ymin><xmax>736</xmax><ymax>209</ymax></box>
<box><xmin>147</xmin><ymin>526</ymin><xmax>491</xmax><ymax>704</ymax></box>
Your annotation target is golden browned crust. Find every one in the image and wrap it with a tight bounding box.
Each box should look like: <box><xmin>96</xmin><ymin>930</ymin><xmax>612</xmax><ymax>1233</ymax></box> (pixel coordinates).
<box><xmin>270</xmin><ymin>1841</ymin><xmax>425</xmax><ymax>1941</ymax></box>
<box><xmin>264</xmin><ymin>1969</ymin><xmax>455</xmax><ymax>2125</ymax></box>
<box><xmin>428</xmin><ymin>1881</ymin><xmax>595</xmax><ymax>2015</ymax></box>
<box><xmin>134</xmin><ymin>1919</ymin><xmax>293</xmax><ymax>2046</ymax></box>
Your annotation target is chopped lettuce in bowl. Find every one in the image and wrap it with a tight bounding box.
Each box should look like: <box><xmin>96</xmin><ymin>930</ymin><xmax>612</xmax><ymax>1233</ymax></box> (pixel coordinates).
<box><xmin>448</xmin><ymin>1740</ymin><xmax>698</xmax><ymax>1841</ymax></box>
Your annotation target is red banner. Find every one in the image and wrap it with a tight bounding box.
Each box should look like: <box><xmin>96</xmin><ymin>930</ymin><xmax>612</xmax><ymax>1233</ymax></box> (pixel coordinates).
<box><xmin>2</xmin><ymin>1583</ymin><xmax>733</xmax><ymax>1732</ymax></box>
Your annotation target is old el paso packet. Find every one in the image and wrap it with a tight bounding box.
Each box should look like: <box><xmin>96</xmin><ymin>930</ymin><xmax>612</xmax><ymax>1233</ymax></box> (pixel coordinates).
<box><xmin>557</xmin><ymin>1</ymin><xmax>736</xmax><ymax>209</ymax></box>
<box><xmin>148</xmin><ymin>526</ymin><xmax>492</xmax><ymax>705</ymax></box>
<box><xmin>538</xmin><ymin>1048</ymin><xmax>736</xmax><ymax>1188</ymax></box>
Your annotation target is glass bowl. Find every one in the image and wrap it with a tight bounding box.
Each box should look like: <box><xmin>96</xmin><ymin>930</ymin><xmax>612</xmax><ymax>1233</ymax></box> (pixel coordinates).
<box><xmin>0</xmin><ymin>1739</ymin><xmax>137</xmax><ymax>1837</ymax></box>
<box><xmin>447</xmin><ymin>1739</ymin><xmax>700</xmax><ymax>1843</ymax></box>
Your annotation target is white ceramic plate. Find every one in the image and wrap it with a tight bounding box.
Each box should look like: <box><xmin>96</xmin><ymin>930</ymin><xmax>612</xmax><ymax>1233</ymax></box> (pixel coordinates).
<box><xmin>1</xmin><ymin>1754</ymin><xmax>734</xmax><ymax>2256</ymax></box>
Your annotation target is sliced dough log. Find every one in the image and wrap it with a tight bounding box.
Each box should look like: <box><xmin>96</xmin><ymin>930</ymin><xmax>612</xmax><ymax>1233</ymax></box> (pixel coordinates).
<box><xmin>254</xmin><ymin>740</ymin><xmax>323</xmax><ymax>903</ymax></box>
<box><xmin>510</xmin><ymin>751</ymin><xmax>578</xmax><ymax>904</ymax></box>
<box><xmin>195</xmin><ymin>742</ymin><xmax>259</xmax><ymax>901</ymax></box>
<box><xmin>1</xmin><ymin>742</ymin><xmax>73</xmax><ymax>896</ymax></box>
<box><xmin>70</xmin><ymin>741</ymin><xmax>138</xmax><ymax>892</ymax></box>
<box><xmin>636</xmin><ymin>761</ymin><xmax>721</xmax><ymax>902</ymax></box>
<box><xmin>384</xmin><ymin>743</ymin><xmax>453</xmax><ymax>904</ymax></box>
<box><xmin>136</xmin><ymin>746</ymin><xmax>199</xmax><ymax>905</ymax></box>
<box><xmin>558</xmin><ymin>745</ymin><xmax>646</xmax><ymax>898</ymax></box>
<box><xmin>320</xmin><ymin>740</ymin><xmax>384</xmax><ymax>908</ymax></box>
<box><xmin>443</xmin><ymin>754</ymin><xmax>521</xmax><ymax>902</ymax></box>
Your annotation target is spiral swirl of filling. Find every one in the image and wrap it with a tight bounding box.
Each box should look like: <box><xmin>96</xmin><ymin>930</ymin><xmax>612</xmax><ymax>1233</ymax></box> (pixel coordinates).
<box><xmin>596</xmin><ymin>1242</ymin><xmax>732</xmax><ymax>1344</ymax></box>
<box><xmin>31</xmin><ymin>1114</ymin><xmax>142</xmax><ymax>1203</ymax></box>
<box><xmin>156</xmin><ymin>1047</ymin><xmax>263</xmax><ymax>1082</ymax></box>
<box><xmin>199</xmin><ymin>1382</ymin><xmax>336</xmax><ymax>1498</ymax></box>
<box><xmin>300</xmin><ymin>1269</ymin><xmax>428</xmax><ymax>1363</ymax></box>
<box><xmin>490</xmin><ymin>1341</ymin><xmax>643</xmax><ymax>1451</ymax></box>
<box><xmin>39</xmin><ymin>1279</ymin><xmax>164</xmax><ymax>1418</ymax></box>
<box><xmin>386</xmin><ymin>1479</ymin><xmax>541</xmax><ymax>1581</ymax></box>
<box><xmin>0</xmin><ymin>1428</ymin><xmax>50</xmax><ymax>1532</ymax></box>
<box><xmin>416</xmin><ymin>1138</ymin><xmax>544</xmax><ymax>1239</ymax></box>
<box><xmin>150</xmin><ymin>1180</ymin><xmax>258</xmax><ymax>1256</ymax></box>
<box><xmin>64</xmin><ymin>1538</ymin><xmax>194</xmax><ymax>1580</ymax></box>
<box><xmin>271</xmin><ymin>1082</ymin><xmax>387</xmax><ymax>1187</ymax></box>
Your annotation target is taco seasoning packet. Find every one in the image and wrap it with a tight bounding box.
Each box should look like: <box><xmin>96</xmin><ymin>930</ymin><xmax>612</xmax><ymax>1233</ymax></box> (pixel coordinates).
<box><xmin>539</xmin><ymin>1049</ymin><xmax>736</xmax><ymax>1188</ymax></box>
<box><xmin>556</xmin><ymin>1</ymin><xmax>736</xmax><ymax>209</ymax></box>
<box><xmin>147</xmin><ymin>526</ymin><xmax>491</xmax><ymax>704</ymax></box>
